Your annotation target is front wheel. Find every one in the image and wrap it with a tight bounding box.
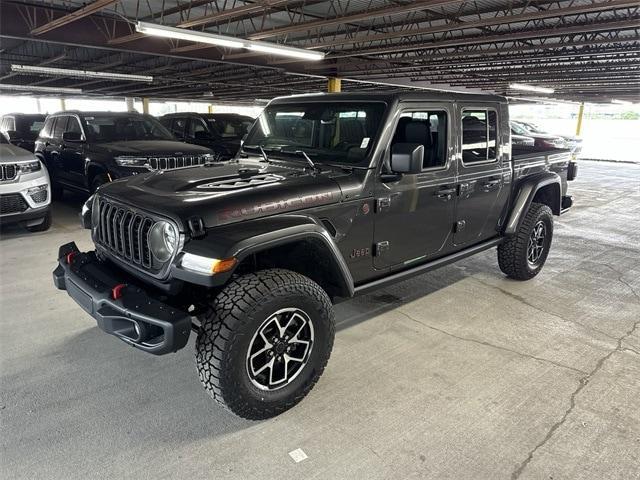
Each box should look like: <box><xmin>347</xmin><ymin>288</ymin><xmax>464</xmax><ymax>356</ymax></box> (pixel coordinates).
<box><xmin>498</xmin><ymin>202</ymin><xmax>554</xmax><ymax>280</ymax></box>
<box><xmin>195</xmin><ymin>269</ymin><xmax>335</xmax><ymax>419</ymax></box>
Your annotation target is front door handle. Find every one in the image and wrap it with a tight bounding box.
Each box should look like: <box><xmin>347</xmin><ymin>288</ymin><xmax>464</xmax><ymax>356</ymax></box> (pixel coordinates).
<box><xmin>435</xmin><ymin>187</ymin><xmax>456</xmax><ymax>199</ymax></box>
<box><xmin>482</xmin><ymin>179</ymin><xmax>501</xmax><ymax>189</ymax></box>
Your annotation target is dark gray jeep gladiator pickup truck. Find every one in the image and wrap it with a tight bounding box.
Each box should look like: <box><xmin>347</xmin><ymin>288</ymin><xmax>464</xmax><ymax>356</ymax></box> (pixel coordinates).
<box><xmin>53</xmin><ymin>92</ymin><xmax>577</xmax><ymax>419</ymax></box>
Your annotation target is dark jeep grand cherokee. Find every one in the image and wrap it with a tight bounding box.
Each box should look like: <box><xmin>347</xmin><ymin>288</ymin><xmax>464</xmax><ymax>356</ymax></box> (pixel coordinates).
<box><xmin>54</xmin><ymin>92</ymin><xmax>576</xmax><ymax>419</ymax></box>
<box><xmin>35</xmin><ymin>111</ymin><xmax>215</xmax><ymax>198</ymax></box>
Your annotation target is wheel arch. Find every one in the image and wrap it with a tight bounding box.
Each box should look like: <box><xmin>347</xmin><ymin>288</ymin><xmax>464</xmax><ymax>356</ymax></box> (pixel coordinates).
<box><xmin>504</xmin><ymin>172</ymin><xmax>561</xmax><ymax>235</ymax></box>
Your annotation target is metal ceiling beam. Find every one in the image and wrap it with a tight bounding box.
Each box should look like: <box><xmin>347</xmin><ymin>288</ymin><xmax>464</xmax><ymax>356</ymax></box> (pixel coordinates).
<box><xmin>31</xmin><ymin>0</ymin><xmax>119</xmax><ymax>35</ymax></box>
<box><xmin>308</xmin><ymin>0</ymin><xmax>639</xmax><ymax>50</ymax></box>
<box><xmin>247</xmin><ymin>0</ymin><xmax>463</xmax><ymax>40</ymax></box>
<box><xmin>327</xmin><ymin>18</ymin><xmax>640</xmax><ymax>59</ymax></box>
<box><xmin>177</xmin><ymin>0</ymin><xmax>291</xmax><ymax>28</ymax></box>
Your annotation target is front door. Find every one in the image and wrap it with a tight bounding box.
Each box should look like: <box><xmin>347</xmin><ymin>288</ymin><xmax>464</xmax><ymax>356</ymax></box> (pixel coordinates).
<box><xmin>60</xmin><ymin>116</ymin><xmax>86</xmax><ymax>188</ymax></box>
<box><xmin>373</xmin><ymin>104</ymin><xmax>456</xmax><ymax>270</ymax></box>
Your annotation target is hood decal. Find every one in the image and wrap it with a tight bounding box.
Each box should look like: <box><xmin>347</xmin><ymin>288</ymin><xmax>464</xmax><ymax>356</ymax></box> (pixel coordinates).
<box><xmin>218</xmin><ymin>191</ymin><xmax>334</xmax><ymax>222</ymax></box>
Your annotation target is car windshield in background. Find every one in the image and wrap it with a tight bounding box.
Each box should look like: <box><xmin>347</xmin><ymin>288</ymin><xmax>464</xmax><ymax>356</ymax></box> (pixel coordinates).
<box><xmin>511</xmin><ymin>122</ymin><xmax>531</xmax><ymax>136</ymax></box>
<box><xmin>0</xmin><ymin>132</ymin><xmax>9</xmax><ymax>144</ymax></box>
<box><xmin>206</xmin><ymin>116</ymin><xmax>253</xmax><ymax>139</ymax></box>
<box><xmin>83</xmin><ymin>115</ymin><xmax>174</xmax><ymax>142</ymax></box>
<box><xmin>243</xmin><ymin>102</ymin><xmax>386</xmax><ymax>165</ymax></box>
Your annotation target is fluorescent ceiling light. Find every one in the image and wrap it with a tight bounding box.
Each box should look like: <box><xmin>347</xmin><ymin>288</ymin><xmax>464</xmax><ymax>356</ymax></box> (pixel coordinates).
<box><xmin>136</xmin><ymin>22</ymin><xmax>243</xmax><ymax>49</ymax></box>
<box><xmin>0</xmin><ymin>83</ymin><xmax>82</xmax><ymax>94</ymax></box>
<box><xmin>136</xmin><ymin>21</ymin><xmax>325</xmax><ymax>61</ymax></box>
<box><xmin>11</xmin><ymin>64</ymin><xmax>153</xmax><ymax>82</ymax></box>
<box><xmin>510</xmin><ymin>83</ymin><xmax>555</xmax><ymax>94</ymax></box>
<box><xmin>611</xmin><ymin>99</ymin><xmax>632</xmax><ymax>105</ymax></box>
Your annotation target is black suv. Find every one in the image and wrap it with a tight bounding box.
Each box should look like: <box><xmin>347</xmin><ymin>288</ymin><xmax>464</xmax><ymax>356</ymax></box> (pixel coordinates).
<box><xmin>35</xmin><ymin>111</ymin><xmax>215</xmax><ymax>197</ymax></box>
<box><xmin>0</xmin><ymin>113</ymin><xmax>46</xmax><ymax>152</ymax></box>
<box><xmin>160</xmin><ymin>113</ymin><xmax>253</xmax><ymax>160</ymax></box>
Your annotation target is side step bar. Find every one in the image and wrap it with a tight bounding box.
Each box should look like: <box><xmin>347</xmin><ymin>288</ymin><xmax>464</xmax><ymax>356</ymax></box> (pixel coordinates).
<box><xmin>353</xmin><ymin>237</ymin><xmax>503</xmax><ymax>297</ymax></box>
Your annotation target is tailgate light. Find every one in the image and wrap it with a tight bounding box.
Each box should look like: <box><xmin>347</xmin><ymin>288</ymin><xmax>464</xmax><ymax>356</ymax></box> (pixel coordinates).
<box><xmin>66</xmin><ymin>251</ymin><xmax>79</xmax><ymax>264</ymax></box>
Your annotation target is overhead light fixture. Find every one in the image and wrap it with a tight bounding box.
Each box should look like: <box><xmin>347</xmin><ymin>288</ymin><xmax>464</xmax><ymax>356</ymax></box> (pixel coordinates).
<box><xmin>136</xmin><ymin>21</ymin><xmax>325</xmax><ymax>61</ymax></box>
<box><xmin>11</xmin><ymin>64</ymin><xmax>153</xmax><ymax>82</ymax></box>
<box><xmin>0</xmin><ymin>83</ymin><xmax>82</xmax><ymax>94</ymax></box>
<box><xmin>509</xmin><ymin>83</ymin><xmax>555</xmax><ymax>94</ymax></box>
<box><xmin>611</xmin><ymin>99</ymin><xmax>632</xmax><ymax>105</ymax></box>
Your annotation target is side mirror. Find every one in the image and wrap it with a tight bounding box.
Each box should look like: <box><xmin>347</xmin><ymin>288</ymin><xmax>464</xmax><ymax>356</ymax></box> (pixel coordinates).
<box><xmin>62</xmin><ymin>131</ymin><xmax>83</xmax><ymax>142</ymax></box>
<box><xmin>390</xmin><ymin>143</ymin><xmax>424</xmax><ymax>174</ymax></box>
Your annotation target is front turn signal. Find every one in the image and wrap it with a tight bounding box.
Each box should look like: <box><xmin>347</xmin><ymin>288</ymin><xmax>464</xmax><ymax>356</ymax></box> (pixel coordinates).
<box><xmin>180</xmin><ymin>253</ymin><xmax>237</xmax><ymax>275</ymax></box>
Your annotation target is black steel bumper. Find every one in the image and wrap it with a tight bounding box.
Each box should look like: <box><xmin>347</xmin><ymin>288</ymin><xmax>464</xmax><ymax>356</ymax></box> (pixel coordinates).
<box><xmin>53</xmin><ymin>242</ymin><xmax>191</xmax><ymax>355</ymax></box>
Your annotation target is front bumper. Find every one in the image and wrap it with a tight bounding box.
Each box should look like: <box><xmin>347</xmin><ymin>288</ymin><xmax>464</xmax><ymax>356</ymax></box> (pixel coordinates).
<box><xmin>53</xmin><ymin>242</ymin><xmax>191</xmax><ymax>355</ymax></box>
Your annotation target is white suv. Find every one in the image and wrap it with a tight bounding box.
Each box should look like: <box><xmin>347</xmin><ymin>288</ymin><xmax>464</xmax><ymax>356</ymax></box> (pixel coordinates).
<box><xmin>0</xmin><ymin>132</ymin><xmax>51</xmax><ymax>232</ymax></box>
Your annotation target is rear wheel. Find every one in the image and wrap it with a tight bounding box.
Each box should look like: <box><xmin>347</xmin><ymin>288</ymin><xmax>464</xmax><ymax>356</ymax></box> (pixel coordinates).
<box><xmin>498</xmin><ymin>202</ymin><xmax>553</xmax><ymax>280</ymax></box>
<box><xmin>195</xmin><ymin>269</ymin><xmax>334</xmax><ymax>419</ymax></box>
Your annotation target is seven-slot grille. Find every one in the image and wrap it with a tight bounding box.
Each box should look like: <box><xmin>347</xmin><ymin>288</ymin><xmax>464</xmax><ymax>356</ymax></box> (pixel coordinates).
<box><xmin>0</xmin><ymin>193</ymin><xmax>28</xmax><ymax>214</ymax></box>
<box><xmin>148</xmin><ymin>155</ymin><xmax>208</xmax><ymax>170</ymax></box>
<box><xmin>95</xmin><ymin>198</ymin><xmax>158</xmax><ymax>269</ymax></box>
<box><xmin>0</xmin><ymin>164</ymin><xmax>17</xmax><ymax>181</ymax></box>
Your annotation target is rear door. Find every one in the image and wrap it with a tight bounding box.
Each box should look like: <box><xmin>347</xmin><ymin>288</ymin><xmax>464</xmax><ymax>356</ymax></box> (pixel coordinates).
<box><xmin>453</xmin><ymin>103</ymin><xmax>511</xmax><ymax>245</ymax></box>
<box><xmin>373</xmin><ymin>103</ymin><xmax>456</xmax><ymax>270</ymax></box>
<box><xmin>49</xmin><ymin>116</ymin><xmax>70</xmax><ymax>182</ymax></box>
<box><xmin>59</xmin><ymin>115</ymin><xmax>86</xmax><ymax>188</ymax></box>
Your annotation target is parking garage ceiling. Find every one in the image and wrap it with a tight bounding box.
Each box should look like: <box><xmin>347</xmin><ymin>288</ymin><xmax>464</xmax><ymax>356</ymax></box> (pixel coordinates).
<box><xmin>0</xmin><ymin>0</ymin><xmax>638</xmax><ymax>103</ymax></box>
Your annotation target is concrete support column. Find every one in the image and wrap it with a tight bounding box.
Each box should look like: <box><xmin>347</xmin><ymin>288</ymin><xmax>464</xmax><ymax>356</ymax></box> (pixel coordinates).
<box><xmin>125</xmin><ymin>97</ymin><xmax>135</xmax><ymax>112</ymax></box>
<box><xmin>142</xmin><ymin>97</ymin><xmax>150</xmax><ymax>114</ymax></box>
<box><xmin>575</xmin><ymin>102</ymin><xmax>585</xmax><ymax>136</ymax></box>
<box><xmin>35</xmin><ymin>98</ymin><xmax>42</xmax><ymax>114</ymax></box>
<box><xmin>59</xmin><ymin>98</ymin><xmax>66</xmax><ymax>111</ymax></box>
<box><xmin>208</xmin><ymin>104</ymin><xmax>214</xmax><ymax>114</ymax></box>
<box><xmin>327</xmin><ymin>77</ymin><xmax>341</xmax><ymax>93</ymax></box>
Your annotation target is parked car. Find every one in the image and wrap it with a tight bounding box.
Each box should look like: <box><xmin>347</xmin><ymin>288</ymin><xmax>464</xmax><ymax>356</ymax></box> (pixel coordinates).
<box><xmin>515</xmin><ymin>120</ymin><xmax>582</xmax><ymax>154</ymax></box>
<box><xmin>160</xmin><ymin>113</ymin><xmax>254</xmax><ymax>160</ymax></box>
<box><xmin>510</xmin><ymin>121</ymin><xmax>567</xmax><ymax>149</ymax></box>
<box><xmin>0</xmin><ymin>132</ymin><xmax>51</xmax><ymax>231</ymax></box>
<box><xmin>54</xmin><ymin>91</ymin><xmax>577</xmax><ymax>420</ymax></box>
<box><xmin>511</xmin><ymin>134</ymin><xmax>535</xmax><ymax>147</ymax></box>
<box><xmin>0</xmin><ymin>113</ymin><xmax>47</xmax><ymax>152</ymax></box>
<box><xmin>34</xmin><ymin>111</ymin><xmax>215</xmax><ymax>198</ymax></box>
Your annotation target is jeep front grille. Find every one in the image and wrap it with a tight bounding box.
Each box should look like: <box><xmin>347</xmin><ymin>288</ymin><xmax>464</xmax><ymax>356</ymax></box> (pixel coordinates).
<box><xmin>95</xmin><ymin>198</ymin><xmax>156</xmax><ymax>269</ymax></box>
<box><xmin>148</xmin><ymin>155</ymin><xmax>208</xmax><ymax>171</ymax></box>
<box><xmin>0</xmin><ymin>164</ymin><xmax>17</xmax><ymax>181</ymax></box>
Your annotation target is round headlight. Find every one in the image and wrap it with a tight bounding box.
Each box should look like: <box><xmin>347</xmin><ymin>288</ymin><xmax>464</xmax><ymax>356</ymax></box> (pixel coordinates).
<box><xmin>148</xmin><ymin>221</ymin><xmax>178</xmax><ymax>262</ymax></box>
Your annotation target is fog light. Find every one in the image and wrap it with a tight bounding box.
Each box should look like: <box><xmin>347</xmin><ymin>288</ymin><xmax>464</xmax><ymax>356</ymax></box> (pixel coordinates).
<box><xmin>27</xmin><ymin>184</ymin><xmax>48</xmax><ymax>203</ymax></box>
<box><xmin>180</xmin><ymin>253</ymin><xmax>237</xmax><ymax>275</ymax></box>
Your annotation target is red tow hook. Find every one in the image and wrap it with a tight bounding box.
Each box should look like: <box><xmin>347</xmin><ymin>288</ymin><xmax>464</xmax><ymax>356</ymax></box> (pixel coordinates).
<box><xmin>66</xmin><ymin>251</ymin><xmax>79</xmax><ymax>264</ymax></box>
<box><xmin>111</xmin><ymin>283</ymin><xmax>127</xmax><ymax>300</ymax></box>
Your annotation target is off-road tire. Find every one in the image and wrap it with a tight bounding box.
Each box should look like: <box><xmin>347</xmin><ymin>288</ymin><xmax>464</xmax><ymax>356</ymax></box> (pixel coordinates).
<box><xmin>498</xmin><ymin>202</ymin><xmax>553</xmax><ymax>280</ymax></box>
<box><xmin>26</xmin><ymin>211</ymin><xmax>51</xmax><ymax>232</ymax></box>
<box><xmin>195</xmin><ymin>268</ymin><xmax>335</xmax><ymax>420</ymax></box>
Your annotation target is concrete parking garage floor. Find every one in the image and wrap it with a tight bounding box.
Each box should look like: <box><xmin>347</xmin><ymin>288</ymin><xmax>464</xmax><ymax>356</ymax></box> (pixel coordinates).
<box><xmin>1</xmin><ymin>161</ymin><xmax>639</xmax><ymax>480</ymax></box>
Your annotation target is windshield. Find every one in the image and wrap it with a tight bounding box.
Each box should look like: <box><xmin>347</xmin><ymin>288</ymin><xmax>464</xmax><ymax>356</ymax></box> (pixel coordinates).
<box><xmin>83</xmin><ymin>115</ymin><xmax>175</xmax><ymax>142</ymax></box>
<box><xmin>206</xmin><ymin>116</ymin><xmax>253</xmax><ymax>139</ymax></box>
<box><xmin>511</xmin><ymin>122</ymin><xmax>531</xmax><ymax>136</ymax></box>
<box><xmin>16</xmin><ymin>116</ymin><xmax>45</xmax><ymax>135</ymax></box>
<box><xmin>243</xmin><ymin>102</ymin><xmax>386</xmax><ymax>165</ymax></box>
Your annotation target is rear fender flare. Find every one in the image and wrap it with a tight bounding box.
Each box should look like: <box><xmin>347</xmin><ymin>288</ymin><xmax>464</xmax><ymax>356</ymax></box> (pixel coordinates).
<box><xmin>505</xmin><ymin>172</ymin><xmax>561</xmax><ymax>235</ymax></box>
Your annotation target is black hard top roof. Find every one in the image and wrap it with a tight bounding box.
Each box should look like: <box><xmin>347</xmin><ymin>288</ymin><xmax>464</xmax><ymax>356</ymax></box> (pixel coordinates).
<box><xmin>269</xmin><ymin>90</ymin><xmax>507</xmax><ymax>105</ymax></box>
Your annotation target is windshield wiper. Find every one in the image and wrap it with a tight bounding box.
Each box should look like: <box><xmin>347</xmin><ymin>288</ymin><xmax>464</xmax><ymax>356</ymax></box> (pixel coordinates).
<box><xmin>258</xmin><ymin>146</ymin><xmax>272</xmax><ymax>164</ymax></box>
<box><xmin>281</xmin><ymin>149</ymin><xmax>318</xmax><ymax>171</ymax></box>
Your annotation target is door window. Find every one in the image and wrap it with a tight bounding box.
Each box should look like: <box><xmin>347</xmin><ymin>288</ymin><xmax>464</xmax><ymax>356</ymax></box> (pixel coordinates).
<box><xmin>41</xmin><ymin>117</ymin><xmax>55</xmax><ymax>138</ymax></box>
<box><xmin>461</xmin><ymin>109</ymin><xmax>497</xmax><ymax>164</ymax></box>
<box><xmin>170</xmin><ymin>117</ymin><xmax>187</xmax><ymax>137</ymax></box>
<box><xmin>391</xmin><ymin>110</ymin><xmax>448</xmax><ymax>169</ymax></box>
<box><xmin>189</xmin><ymin>118</ymin><xmax>208</xmax><ymax>138</ymax></box>
<box><xmin>66</xmin><ymin>117</ymin><xmax>82</xmax><ymax>135</ymax></box>
<box><xmin>52</xmin><ymin>117</ymin><xmax>68</xmax><ymax>139</ymax></box>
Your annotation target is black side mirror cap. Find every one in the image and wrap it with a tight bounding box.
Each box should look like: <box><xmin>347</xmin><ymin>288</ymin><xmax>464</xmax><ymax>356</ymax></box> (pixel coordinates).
<box><xmin>62</xmin><ymin>131</ymin><xmax>83</xmax><ymax>142</ymax></box>
<box><xmin>390</xmin><ymin>143</ymin><xmax>424</xmax><ymax>174</ymax></box>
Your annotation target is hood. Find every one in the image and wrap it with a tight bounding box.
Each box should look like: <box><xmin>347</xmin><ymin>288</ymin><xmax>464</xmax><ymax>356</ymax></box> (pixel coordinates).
<box><xmin>92</xmin><ymin>140</ymin><xmax>212</xmax><ymax>156</ymax></box>
<box><xmin>98</xmin><ymin>160</ymin><xmax>345</xmax><ymax>230</ymax></box>
<box><xmin>0</xmin><ymin>143</ymin><xmax>37</xmax><ymax>163</ymax></box>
